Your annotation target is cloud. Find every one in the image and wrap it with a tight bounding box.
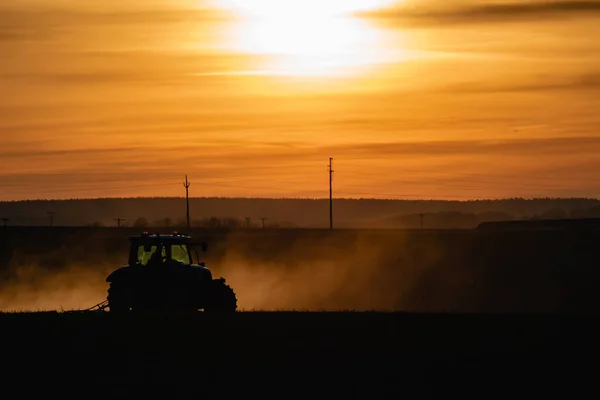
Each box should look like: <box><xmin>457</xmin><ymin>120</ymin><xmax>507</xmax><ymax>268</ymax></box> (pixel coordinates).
<box><xmin>439</xmin><ymin>74</ymin><xmax>600</xmax><ymax>94</ymax></box>
<box><xmin>326</xmin><ymin>136</ymin><xmax>600</xmax><ymax>158</ymax></box>
<box><xmin>361</xmin><ymin>1</ymin><xmax>600</xmax><ymax>25</ymax></box>
<box><xmin>6</xmin><ymin>136</ymin><xmax>595</xmax><ymax>163</ymax></box>
<box><xmin>0</xmin><ymin>147</ymin><xmax>136</xmax><ymax>160</ymax></box>
<box><xmin>0</xmin><ymin>6</ymin><xmax>229</xmax><ymax>42</ymax></box>
<box><xmin>2</xmin><ymin>136</ymin><xmax>600</xmax><ymax>200</ymax></box>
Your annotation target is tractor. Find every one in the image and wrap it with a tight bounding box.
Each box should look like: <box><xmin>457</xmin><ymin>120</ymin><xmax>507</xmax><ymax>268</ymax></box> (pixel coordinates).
<box><xmin>105</xmin><ymin>232</ymin><xmax>237</xmax><ymax>312</ymax></box>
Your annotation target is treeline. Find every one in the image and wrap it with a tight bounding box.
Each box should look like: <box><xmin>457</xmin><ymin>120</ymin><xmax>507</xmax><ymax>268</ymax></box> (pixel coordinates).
<box><xmin>1</xmin><ymin>197</ymin><xmax>600</xmax><ymax>229</ymax></box>
<box><xmin>377</xmin><ymin>204</ymin><xmax>600</xmax><ymax>229</ymax></box>
<box><xmin>97</xmin><ymin>216</ymin><xmax>297</xmax><ymax>229</ymax></box>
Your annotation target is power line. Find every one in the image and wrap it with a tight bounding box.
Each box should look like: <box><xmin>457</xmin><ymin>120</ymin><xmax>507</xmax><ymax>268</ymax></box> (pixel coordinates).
<box><xmin>335</xmin><ymin>179</ymin><xmax>600</xmax><ymax>194</ymax></box>
<box><xmin>47</xmin><ymin>211</ymin><xmax>56</xmax><ymax>227</ymax></box>
<box><xmin>419</xmin><ymin>213</ymin><xmax>426</xmax><ymax>230</ymax></box>
<box><xmin>114</xmin><ymin>218</ymin><xmax>125</xmax><ymax>228</ymax></box>
<box><xmin>341</xmin><ymin>168</ymin><xmax>600</xmax><ymax>185</ymax></box>
<box><xmin>3</xmin><ymin>166</ymin><xmax>598</xmax><ymax>198</ymax></box>
<box><xmin>184</xmin><ymin>175</ymin><xmax>191</xmax><ymax>230</ymax></box>
<box><xmin>334</xmin><ymin>191</ymin><xmax>499</xmax><ymax>200</ymax></box>
<box><xmin>328</xmin><ymin>157</ymin><xmax>334</xmax><ymax>230</ymax></box>
<box><xmin>1</xmin><ymin>163</ymin><xmax>598</xmax><ymax>202</ymax></box>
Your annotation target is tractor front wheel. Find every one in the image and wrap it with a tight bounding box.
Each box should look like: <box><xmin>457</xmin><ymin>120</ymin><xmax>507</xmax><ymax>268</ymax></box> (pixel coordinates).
<box><xmin>204</xmin><ymin>278</ymin><xmax>238</xmax><ymax>313</ymax></box>
<box><xmin>107</xmin><ymin>282</ymin><xmax>132</xmax><ymax>313</ymax></box>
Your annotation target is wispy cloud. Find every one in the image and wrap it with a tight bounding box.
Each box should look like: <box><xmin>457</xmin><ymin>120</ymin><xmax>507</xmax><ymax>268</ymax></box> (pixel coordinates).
<box><xmin>0</xmin><ymin>7</ymin><xmax>229</xmax><ymax>42</ymax></box>
<box><xmin>3</xmin><ymin>136</ymin><xmax>599</xmax><ymax>164</ymax></box>
<box><xmin>361</xmin><ymin>1</ymin><xmax>600</xmax><ymax>25</ymax></box>
<box><xmin>438</xmin><ymin>74</ymin><xmax>600</xmax><ymax>94</ymax></box>
<box><xmin>327</xmin><ymin>136</ymin><xmax>600</xmax><ymax>157</ymax></box>
<box><xmin>0</xmin><ymin>147</ymin><xmax>136</xmax><ymax>159</ymax></box>
<box><xmin>2</xmin><ymin>136</ymin><xmax>600</xmax><ymax>200</ymax></box>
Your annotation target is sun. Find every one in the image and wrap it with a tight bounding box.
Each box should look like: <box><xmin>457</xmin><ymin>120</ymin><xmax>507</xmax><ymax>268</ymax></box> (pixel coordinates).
<box><xmin>212</xmin><ymin>0</ymin><xmax>401</xmax><ymax>76</ymax></box>
<box><xmin>217</xmin><ymin>0</ymin><xmax>396</xmax><ymax>18</ymax></box>
<box><xmin>214</xmin><ymin>0</ymin><xmax>394</xmax><ymax>18</ymax></box>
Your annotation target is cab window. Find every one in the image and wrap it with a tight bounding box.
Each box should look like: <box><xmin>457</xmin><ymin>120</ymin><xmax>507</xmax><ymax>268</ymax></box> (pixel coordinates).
<box><xmin>137</xmin><ymin>245</ymin><xmax>165</xmax><ymax>266</ymax></box>
<box><xmin>170</xmin><ymin>245</ymin><xmax>190</xmax><ymax>264</ymax></box>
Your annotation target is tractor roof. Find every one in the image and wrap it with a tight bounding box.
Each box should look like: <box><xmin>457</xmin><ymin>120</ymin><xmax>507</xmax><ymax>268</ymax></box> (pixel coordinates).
<box><xmin>130</xmin><ymin>232</ymin><xmax>191</xmax><ymax>242</ymax></box>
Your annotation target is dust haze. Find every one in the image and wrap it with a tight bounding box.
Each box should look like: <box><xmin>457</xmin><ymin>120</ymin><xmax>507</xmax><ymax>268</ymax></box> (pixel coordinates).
<box><xmin>216</xmin><ymin>232</ymin><xmax>426</xmax><ymax>311</ymax></box>
<box><xmin>0</xmin><ymin>231</ymin><xmax>448</xmax><ymax>312</ymax></box>
<box><xmin>4</xmin><ymin>227</ymin><xmax>587</xmax><ymax>314</ymax></box>
<box><xmin>0</xmin><ymin>264</ymin><xmax>115</xmax><ymax>312</ymax></box>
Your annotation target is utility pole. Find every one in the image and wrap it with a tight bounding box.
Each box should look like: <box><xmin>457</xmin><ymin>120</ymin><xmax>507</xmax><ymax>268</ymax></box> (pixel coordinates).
<box><xmin>419</xmin><ymin>213</ymin><xmax>426</xmax><ymax>230</ymax></box>
<box><xmin>260</xmin><ymin>217</ymin><xmax>268</xmax><ymax>229</ymax></box>
<box><xmin>1</xmin><ymin>218</ymin><xmax>8</xmax><ymax>228</ymax></box>
<box><xmin>184</xmin><ymin>175</ymin><xmax>191</xmax><ymax>230</ymax></box>
<box><xmin>245</xmin><ymin>217</ymin><xmax>251</xmax><ymax>229</ymax></box>
<box><xmin>114</xmin><ymin>218</ymin><xmax>125</xmax><ymax>228</ymax></box>
<box><xmin>47</xmin><ymin>211</ymin><xmax>56</xmax><ymax>227</ymax></box>
<box><xmin>328</xmin><ymin>157</ymin><xmax>334</xmax><ymax>230</ymax></box>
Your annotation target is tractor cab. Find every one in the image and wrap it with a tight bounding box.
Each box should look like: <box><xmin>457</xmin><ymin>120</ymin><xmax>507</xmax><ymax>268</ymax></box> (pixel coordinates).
<box><xmin>128</xmin><ymin>232</ymin><xmax>207</xmax><ymax>267</ymax></box>
<box><xmin>106</xmin><ymin>232</ymin><xmax>237</xmax><ymax>312</ymax></box>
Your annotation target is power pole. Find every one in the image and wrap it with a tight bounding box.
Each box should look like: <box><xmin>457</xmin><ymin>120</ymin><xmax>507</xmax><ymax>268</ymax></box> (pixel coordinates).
<box><xmin>245</xmin><ymin>217</ymin><xmax>251</xmax><ymax>229</ymax></box>
<box><xmin>47</xmin><ymin>211</ymin><xmax>56</xmax><ymax>227</ymax></box>
<box><xmin>328</xmin><ymin>157</ymin><xmax>334</xmax><ymax>230</ymax></box>
<box><xmin>1</xmin><ymin>218</ymin><xmax>8</xmax><ymax>228</ymax></box>
<box><xmin>260</xmin><ymin>217</ymin><xmax>268</xmax><ymax>229</ymax></box>
<box><xmin>114</xmin><ymin>218</ymin><xmax>125</xmax><ymax>228</ymax></box>
<box><xmin>419</xmin><ymin>213</ymin><xmax>426</xmax><ymax>230</ymax></box>
<box><xmin>184</xmin><ymin>175</ymin><xmax>191</xmax><ymax>230</ymax></box>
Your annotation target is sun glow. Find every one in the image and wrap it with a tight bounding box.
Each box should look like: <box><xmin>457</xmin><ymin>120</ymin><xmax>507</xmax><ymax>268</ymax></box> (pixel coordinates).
<box><xmin>213</xmin><ymin>0</ymin><xmax>403</xmax><ymax>76</ymax></box>
<box><xmin>217</xmin><ymin>0</ymin><xmax>397</xmax><ymax>18</ymax></box>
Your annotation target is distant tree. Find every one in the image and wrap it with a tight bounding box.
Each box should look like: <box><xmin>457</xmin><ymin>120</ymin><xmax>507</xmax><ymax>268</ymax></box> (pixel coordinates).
<box><xmin>477</xmin><ymin>211</ymin><xmax>513</xmax><ymax>223</ymax></box>
<box><xmin>133</xmin><ymin>217</ymin><xmax>149</xmax><ymax>228</ymax></box>
<box><xmin>174</xmin><ymin>218</ymin><xmax>188</xmax><ymax>228</ymax></box>
<box><xmin>155</xmin><ymin>217</ymin><xmax>172</xmax><ymax>228</ymax></box>
<box><xmin>569</xmin><ymin>207</ymin><xmax>589</xmax><ymax>218</ymax></box>
<box><xmin>278</xmin><ymin>221</ymin><xmax>298</xmax><ymax>228</ymax></box>
<box><xmin>395</xmin><ymin>214</ymin><xmax>420</xmax><ymax>229</ymax></box>
<box><xmin>433</xmin><ymin>211</ymin><xmax>479</xmax><ymax>229</ymax></box>
<box><xmin>540</xmin><ymin>208</ymin><xmax>567</xmax><ymax>220</ymax></box>
<box><xmin>200</xmin><ymin>216</ymin><xmax>221</xmax><ymax>229</ymax></box>
<box><xmin>587</xmin><ymin>205</ymin><xmax>600</xmax><ymax>218</ymax></box>
<box><xmin>221</xmin><ymin>217</ymin><xmax>243</xmax><ymax>229</ymax></box>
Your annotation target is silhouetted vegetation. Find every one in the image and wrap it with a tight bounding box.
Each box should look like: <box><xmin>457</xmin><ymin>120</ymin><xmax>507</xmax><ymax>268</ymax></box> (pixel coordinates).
<box><xmin>1</xmin><ymin>197</ymin><xmax>599</xmax><ymax>228</ymax></box>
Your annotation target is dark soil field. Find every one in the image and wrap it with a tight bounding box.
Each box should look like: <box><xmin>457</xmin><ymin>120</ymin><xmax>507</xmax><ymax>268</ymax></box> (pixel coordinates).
<box><xmin>1</xmin><ymin>311</ymin><xmax>598</xmax><ymax>396</ymax></box>
<box><xmin>0</xmin><ymin>226</ymin><xmax>599</xmax><ymax>395</ymax></box>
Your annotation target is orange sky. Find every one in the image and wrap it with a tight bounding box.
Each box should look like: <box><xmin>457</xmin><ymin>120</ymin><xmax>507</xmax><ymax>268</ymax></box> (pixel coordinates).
<box><xmin>1</xmin><ymin>0</ymin><xmax>599</xmax><ymax>201</ymax></box>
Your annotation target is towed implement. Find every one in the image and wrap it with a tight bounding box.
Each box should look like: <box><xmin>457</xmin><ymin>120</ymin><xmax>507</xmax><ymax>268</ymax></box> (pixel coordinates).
<box><xmin>102</xmin><ymin>232</ymin><xmax>237</xmax><ymax>313</ymax></box>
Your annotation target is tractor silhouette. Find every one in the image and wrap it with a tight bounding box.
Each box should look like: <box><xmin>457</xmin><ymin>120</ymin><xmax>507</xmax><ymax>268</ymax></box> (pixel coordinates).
<box><xmin>105</xmin><ymin>232</ymin><xmax>237</xmax><ymax>312</ymax></box>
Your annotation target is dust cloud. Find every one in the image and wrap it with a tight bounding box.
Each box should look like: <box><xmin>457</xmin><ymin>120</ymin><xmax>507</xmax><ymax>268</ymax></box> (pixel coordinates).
<box><xmin>217</xmin><ymin>250</ymin><xmax>403</xmax><ymax>311</ymax></box>
<box><xmin>210</xmin><ymin>231</ymin><xmax>443</xmax><ymax>311</ymax></box>
<box><xmin>0</xmin><ymin>229</ymin><xmax>592</xmax><ymax>314</ymax></box>
<box><xmin>0</xmin><ymin>264</ymin><xmax>113</xmax><ymax>312</ymax></box>
<box><xmin>0</xmin><ymin>231</ymin><xmax>449</xmax><ymax>312</ymax></box>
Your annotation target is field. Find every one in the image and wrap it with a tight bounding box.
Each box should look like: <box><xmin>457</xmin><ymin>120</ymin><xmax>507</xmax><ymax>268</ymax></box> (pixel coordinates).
<box><xmin>1</xmin><ymin>310</ymin><xmax>599</xmax><ymax>395</ymax></box>
<box><xmin>0</xmin><ymin>226</ymin><xmax>599</xmax><ymax>394</ymax></box>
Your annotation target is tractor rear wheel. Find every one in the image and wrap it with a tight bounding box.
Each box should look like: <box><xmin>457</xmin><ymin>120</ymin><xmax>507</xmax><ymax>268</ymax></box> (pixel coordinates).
<box><xmin>204</xmin><ymin>278</ymin><xmax>238</xmax><ymax>313</ymax></box>
<box><xmin>107</xmin><ymin>282</ymin><xmax>132</xmax><ymax>313</ymax></box>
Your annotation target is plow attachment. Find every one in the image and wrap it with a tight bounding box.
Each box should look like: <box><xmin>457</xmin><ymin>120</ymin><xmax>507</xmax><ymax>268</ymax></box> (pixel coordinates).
<box><xmin>84</xmin><ymin>300</ymin><xmax>109</xmax><ymax>312</ymax></box>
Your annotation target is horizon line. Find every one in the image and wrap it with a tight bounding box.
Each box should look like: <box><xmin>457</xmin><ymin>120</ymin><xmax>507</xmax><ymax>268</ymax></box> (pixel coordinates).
<box><xmin>1</xmin><ymin>196</ymin><xmax>599</xmax><ymax>203</ymax></box>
